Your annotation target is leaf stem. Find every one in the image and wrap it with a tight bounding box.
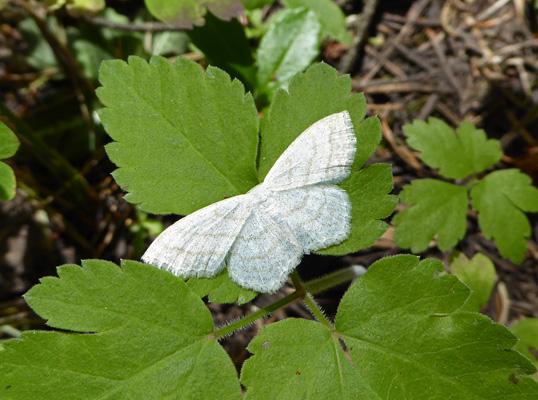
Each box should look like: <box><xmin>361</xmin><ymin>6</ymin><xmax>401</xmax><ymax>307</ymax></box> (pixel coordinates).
<box><xmin>214</xmin><ymin>291</ymin><xmax>302</xmax><ymax>339</ymax></box>
<box><xmin>291</xmin><ymin>272</ymin><xmax>334</xmax><ymax>329</ymax></box>
<box><xmin>213</xmin><ymin>265</ymin><xmax>366</xmax><ymax>339</ymax></box>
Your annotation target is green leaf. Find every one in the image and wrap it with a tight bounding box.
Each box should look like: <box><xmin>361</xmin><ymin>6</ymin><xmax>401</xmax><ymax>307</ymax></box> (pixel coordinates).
<box><xmin>318</xmin><ymin>163</ymin><xmax>397</xmax><ymax>255</ymax></box>
<box><xmin>258</xmin><ymin>63</ymin><xmax>390</xmax><ymax>253</ymax></box>
<box><xmin>402</xmin><ymin>118</ymin><xmax>502</xmax><ymax>179</ymax></box>
<box><xmin>0</xmin><ymin>121</ymin><xmax>20</xmax><ymax>201</ymax></box>
<box><xmin>187</xmin><ymin>269</ymin><xmax>258</xmax><ymax>304</ymax></box>
<box><xmin>256</xmin><ymin>8</ymin><xmax>321</xmax><ymax>100</ymax></box>
<box><xmin>511</xmin><ymin>318</ymin><xmax>538</xmax><ymax>371</ymax></box>
<box><xmin>0</xmin><ymin>260</ymin><xmax>242</xmax><ymax>399</ymax></box>
<box><xmin>283</xmin><ymin>0</ymin><xmax>351</xmax><ymax>44</ymax></box>
<box><xmin>0</xmin><ymin>162</ymin><xmax>16</xmax><ymax>201</ymax></box>
<box><xmin>449</xmin><ymin>251</ymin><xmax>497</xmax><ymax>312</ymax></box>
<box><xmin>97</xmin><ymin>55</ymin><xmax>259</xmax><ymax>215</ymax></box>
<box><xmin>393</xmin><ymin>179</ymin><xmax>468</xmax><ymax>252</ymax></box>
<box><xmin>188</xmin><ymin>13</ymin><xmax>256</xmax><ymax>90</ymax></box>
<box><xmin>242</xmin><ymin>255</ymin><xmax>538</xmax><ymax>399</ymax></box>
<box><xmin>470</xmin><ymin>169</ymin><xmax>538</xmax><ymax>264</ymax></box>
<box><xmin>0</xmin><ymin>121</ymin><xmax>19</xmax><ymax>160</ymax></box>
<box><xmin>144</xmin><ymin>0</ymin><xmax>245</xmax><ymax>28</ymax></box>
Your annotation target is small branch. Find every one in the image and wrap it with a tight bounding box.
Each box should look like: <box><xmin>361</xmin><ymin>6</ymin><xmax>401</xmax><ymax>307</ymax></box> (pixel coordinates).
<box><xmin>339</xmin><ymin>0</ymin><xmax>379</xmax><ymax>74</ymax></box>
<box><xmin>81</xmin><ymin>15</ymin><xmax>183</xmax><ymax>32</ymax></box>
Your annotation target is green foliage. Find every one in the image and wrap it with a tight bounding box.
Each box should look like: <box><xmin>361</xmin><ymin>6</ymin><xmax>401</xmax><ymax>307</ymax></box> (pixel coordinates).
<box><xmin>471</xmin><ymin>169</ymin><xmax>538</xmax><ymax>263</ymax></box>
<box><xmin>241</xmin><ymin>255</ymin><xmax>538</xmax><ymax>398</ymax></box>
<box><xmin>393</xmin><ymin>179</ymin><xmax>468</xmax><ymax>252</ymax></box>
<box><xmin>98</xmin><ymin>58</ymin><xmax>395</xmax><ymax>254</ymax></box>
<box><xmin>0</xmin><ymin>121</ymin><xmax>20</xmax><ymax>201</ymax></box>
<box><xmin>402</xmin><ymin>118</ymin><xmax>502</xmax><ymax>179</ymax></box>
<box><xmin>256</xmin><ymin>7</ymin><xmax>321</xmax><ymax>100</ymax></box>
<box><xmin>511</xmin><ymin>318</ymin><xmax>538</xmax><ymax>372</ymax></box>
<box><xmin>0</xmin><ymin>260</ymin><xmax>242</xmax><ymax>399</ymax></box>
<box><xmin>187</xmin><ymin>270</ymin><xmax>258</xmax><ymax>304</ymax></box>
<box><xmin>283</xmin><ymin>0</ymin><xmax>351</xmax><ymax>44</ymax></box>
<box><xmin>394</xmin><ymin>118</ymin><xmax>538</xmax><ymax>263</ymax></box>
<box><xmin>188</xmin><ymin>13</ymin><xmax>256</xmax><ymax>89</ymax></box>
<box><xmin>449</xmin><ymin>251</ymin><xmax>497</xmax><ymax>312</ymax></box>
<box><xmin>4</xmin><ymin>258</ymin><xmax>538</xmax><ymax>398</ymax></box>
<box><xmin>144</xmin><ymin>0</ymin><xmax>245</xmax><ymax>28</ymax></box>
<box><xmin>97</xmin><ymin>56</ymin><xmax>259</xmax><ymax>215</ymax></box>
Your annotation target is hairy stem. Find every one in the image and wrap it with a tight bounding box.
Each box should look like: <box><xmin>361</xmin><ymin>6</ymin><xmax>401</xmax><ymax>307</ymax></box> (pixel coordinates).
<box><xmin>214</xmin><ymin>265</ymin><xmax>365</xmax><ymax>338</ymax></box>
<box><xmin>214</xmin><ymin>291</ymin><xmax>302</xmax><ymax>339</ymax></box>
<box><xmin>291</xmin><ymin>272</ymin><xmax>334</xmax><ymax>329</ymax></box>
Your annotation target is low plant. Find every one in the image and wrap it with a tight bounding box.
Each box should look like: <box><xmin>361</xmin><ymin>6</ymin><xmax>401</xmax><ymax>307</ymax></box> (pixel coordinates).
<box><xmin>1</xmin><ymin>58</ymin><xmax>538</xmax><ymax>399</ymax></box>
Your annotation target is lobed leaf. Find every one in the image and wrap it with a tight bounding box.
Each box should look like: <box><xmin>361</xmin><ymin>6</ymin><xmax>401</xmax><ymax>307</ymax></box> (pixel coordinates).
<box><xmin>470</xmin><ymin>169</ymin><xmax>538</xmax><ymax>263</ymax></box>
<box><xmin>144</xmin><ymin>0</ymin><xmax>244</xmax><ymax>29</ymax></box>
<box><xmin>256</xmin><ymin>7</ymin><xmax>321</xmax><ymax>99</ymax></box>
<box><xmin>0</xmin><ymin>260</ymin><xmax>242</xmax><ymax>399</ymax></box>
<box><xmin>283</xmin><ymin>0</ymin><xmax>351</xmax><ymax>44</ymax></box>
<box><xmin>449</xmin><ymin>251</ymin><xmax>497</xmax><ymax>312</ymax></box>
<box><xmin>97</xmin><ymin>55</ymin><xmax>259</xmax><ymax>215</ymax></box>
<box><xmin>393</xmin><ymin>179</ymin><xmax>468</xmax><ymax>252</ymax></box>
<box><xmin>402</xmin><ymin>118</ymin><xmax>502</xmax><ymax>179</ymax></box>
<box><xmin>242</xmin><ymin>255</ymin><xmax>538</xmax><ymax>399</ymax></box>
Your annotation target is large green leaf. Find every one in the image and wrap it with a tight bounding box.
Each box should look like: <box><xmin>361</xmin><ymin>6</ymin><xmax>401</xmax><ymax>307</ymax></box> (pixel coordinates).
<box><xmin>449</xmin><ymin>251</ymin><xmax>497</xmax><ymax>312</ymax></box>
<box><xmin>393</xmin><ymin>179</ymin><xmax>469</xmax><ymax>252</ymax></box>
<box><xmin>0</xmin><ymin>260</ymin><xmax>242</xmax><ymax>399</ymax></box>
<box><xmin>97</xmin><ymin>56</ymin><xmax>259</xmax><ymax>215</ymax></box>
<box><xmin>144</xmin><ymin>0</ymin><xmax>244</xmax><ymax>29</ymax></box>
<box><xmin>258</xmin><ymin>63</ymin><xmax>392</xmax><ymax>254</ymax></box>
<box><xmin>242</xmin><ymin>255</ymin><xmax>538</xmax><ymax>399</ymax></box>
<box><xmin>0</xmin><ymin>121</ymin><xmax>20</xmax><ymax>201</ymax></box>
<box><xmin>470</xmin><ymin>169</ymin><xmax>538</xmax><ymax>264</ymax></box>
<box><xmin>402</xmin><ymin>118</ymin><xmax>502</xmax><ymax>179</ymax></box>
<box><xmin>256</xmin><ymin>7</ymin><xmax>321</xmax><ymax>99</ymax></box>
<box><xmin>283</xmin><ymin>0</ymin><xmax>351</xmax><ymax>44</ymax></box>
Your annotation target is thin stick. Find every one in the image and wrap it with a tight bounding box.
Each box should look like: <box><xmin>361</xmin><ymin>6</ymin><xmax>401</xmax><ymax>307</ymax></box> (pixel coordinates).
<box><xmin>339</xmin><ymin>0</ymin><xmax>379</xmax><ymax>74</ymax></box>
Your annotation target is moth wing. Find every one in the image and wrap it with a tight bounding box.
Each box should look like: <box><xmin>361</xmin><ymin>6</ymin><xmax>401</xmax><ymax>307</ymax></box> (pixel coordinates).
<box><xmin>227</xmin><ymin>205</ymin><xmax>303</xmax><ymax>293</ymax></box>
<box><xmin>263</xmin><ymin>111</ymin><xmax>356</xmax><ymax>191</ymax></box>
<box><xmin>264</xmin><ymin>184</ymin><xmax>352</xmax><ymax>253</ymax></box>
<box><xmin>142</xmin><ymin>195</ymin><xmax>252</xmax><ymax>278</ymax></box>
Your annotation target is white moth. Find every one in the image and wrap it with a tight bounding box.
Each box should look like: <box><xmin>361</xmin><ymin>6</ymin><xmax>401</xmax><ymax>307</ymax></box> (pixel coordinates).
<box><xmin>142</xmin><ymin>111</ymin><xmax>356</xmax><ymax>293</ymax></box>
